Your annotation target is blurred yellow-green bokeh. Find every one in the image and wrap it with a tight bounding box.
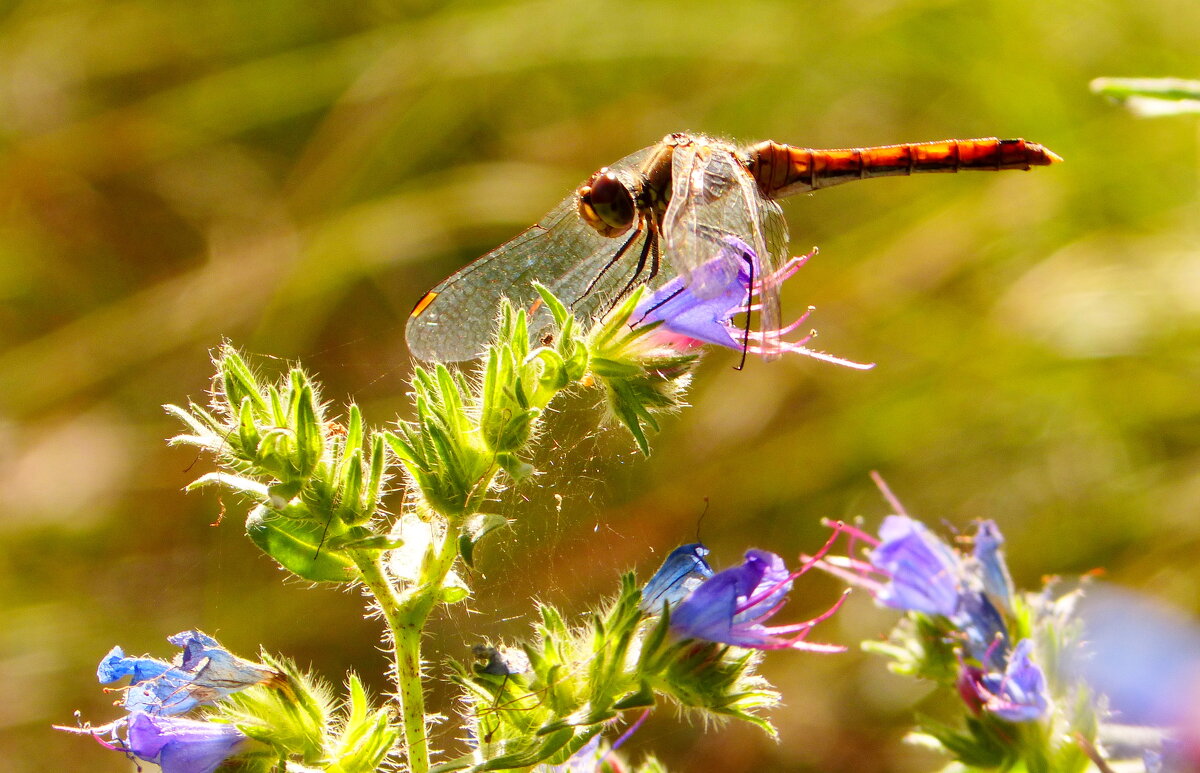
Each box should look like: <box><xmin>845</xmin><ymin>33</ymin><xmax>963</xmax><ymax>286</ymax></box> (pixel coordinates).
<box><xmin>3</xmin><ymin>0</ymin><xmax>1198</xmax><ymax>770</ymax></box>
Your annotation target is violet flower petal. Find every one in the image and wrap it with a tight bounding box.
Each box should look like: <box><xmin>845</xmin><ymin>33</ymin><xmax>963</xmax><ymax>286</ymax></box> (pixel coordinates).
<box><xmin>870</xmin><ymin>515</ymin><xmax>962</xmax><ymax>617</ymax></box>
<box><xmin>980</xmin><ymin>639</ymin><xmax>1050</xmax><ymax>722</ymax></box>
<box><xmin>125</xmin><ymin>712</ymin><xmax>247</xmax><ymax>773</ymax></box>
<box><xmin>671</xmin><ymin>550</ymin><xmax>795</xmax><ymax>648</ymax></box>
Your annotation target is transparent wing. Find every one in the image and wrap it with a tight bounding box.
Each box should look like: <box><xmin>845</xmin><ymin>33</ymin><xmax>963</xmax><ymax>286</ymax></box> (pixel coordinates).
<box><xmin>405</xmin><ymin>146</ymin><xmax>661</xmax><ymax>362</ymax></box>
<box><xmin>734</xmin><ymin>151</ymin><xmax>789</xmax><ymax>357</ymax></box>
<box><xmin>662</xmin><ymin>141</ymin><xmax>788</xmax><ymax>352</ymax></box>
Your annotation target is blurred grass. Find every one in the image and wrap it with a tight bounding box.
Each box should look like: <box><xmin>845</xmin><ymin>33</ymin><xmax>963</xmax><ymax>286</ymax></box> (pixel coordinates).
<box><xmin>2</xmin><ymin>0</ymin><xmax>1199</xmax><ymax>770</ymax></box>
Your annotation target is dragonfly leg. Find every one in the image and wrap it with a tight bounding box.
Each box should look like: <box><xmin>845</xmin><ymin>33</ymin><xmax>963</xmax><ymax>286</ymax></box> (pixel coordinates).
<box><xmin>572</xmin><ymin>220</ymin><xmax>645</xmax><ymax>310</ymax></box>
<box><xmin>734</xmin><ymin>248</ymin><xmax>753</xmax><ymax>371</ymax></box>
<box><xmin>631</xmin><ymin>284</ymin><xmax>686</xmax><ymax>329</ymax></box>
<box><xmin>645</xmin><ymin>220</ymin><xmax>662</xmax><ymax>283</ymax></box>
<box><xmin>608</xmin><ymin>224</ymin><xmax>657</xmax><ymax>305</ymax></box>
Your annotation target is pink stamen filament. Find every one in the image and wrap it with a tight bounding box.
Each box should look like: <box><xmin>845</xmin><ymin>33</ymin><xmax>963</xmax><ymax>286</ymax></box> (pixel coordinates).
<box><xmin>983</xmin><ymin>635</ymin><xmax>1006</xmax><ymax>666</ymax></box>
<box><xmin>54</xmin><ymin>720</ymin><xmax>126</xmax><ymax>753</ymax></box>
<box><xmin>758</xmin><ymin>342</ymin><xmax>874</xmax><ymax>370</ymax></box>
<box><xmin>750</xmin><ymin>252</ymin><xmax>815</xmax><ymax>293</ymax></box>
<box><xmin>723</xmin><ymin>527</ymin><xmax>853</xmax><ymax>651</ymax></box>
<box><xmin>769</xmin><ymin>591</ymin><xmax>852</xmax><ymax>652</ymax></box>
<box><xmin>870</xmin><ymin>471</ymin><xmax>909</xmax><ymax>517</ymax></box>
<box><xmin>829</xmin><ymin>519</ymin><xmax>881</xmax><ymax>549</ymax></box>
<box><xmin>765</xmin><ymin>590</ymin><xmax>853</xmax><ymax>636</ymax></box>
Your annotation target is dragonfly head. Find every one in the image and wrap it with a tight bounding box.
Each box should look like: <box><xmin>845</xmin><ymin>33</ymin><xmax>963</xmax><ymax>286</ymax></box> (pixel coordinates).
<box><xmin>577</xmin><ymin>167</ymin><xmax>637</xmax><ymax>237</ymax></box>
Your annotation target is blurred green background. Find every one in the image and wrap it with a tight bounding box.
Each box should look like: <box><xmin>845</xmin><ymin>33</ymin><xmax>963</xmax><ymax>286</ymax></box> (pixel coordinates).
<box><xmin>3</xmin><ymin>0</ymin><xmax>1198</xmax><ymax>770</ymax></box>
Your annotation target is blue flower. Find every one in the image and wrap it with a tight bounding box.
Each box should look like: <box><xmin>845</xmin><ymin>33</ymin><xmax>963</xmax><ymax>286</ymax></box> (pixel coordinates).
<box><xmin>632</xmin><ymin>235</ymin><xmax>870</xmax><ymax>368</ymax></box>
<box><xmin>97</xmin><ymin>630</ymin><xmax>279</xmax><ymax>716</ymax></box>
<box><xmin>98</xmin><ymin>646</ymin><xmax>204</xmax><ymax>715</ymax></box>
<box><xmin>971</xmin><ymin>520</ymin><xmax>1015</xmax><ymax>613</ymax></box>
<box><xmin>962</xmin><ymin>639</ymin><xmax>1050</xmax><ymax>722</ymax></box>
<box><xmin>955</xmin><ymin>590</ymin><xmax>1010</xmax><ymax>672</ymax></box>
<box><xmin>68</xmin><ymin>712</ymin><xmax>248</xmax><ymax>773</ymax></box>
<box><xmin>670</xmin><ymin>549</ymin><xmax>844</xmax><ymax>652</ymax></box>
<box><xmin>641</xmin><ymin>543</ymin><xmax>714</xmax><ymax>613</ymax></box>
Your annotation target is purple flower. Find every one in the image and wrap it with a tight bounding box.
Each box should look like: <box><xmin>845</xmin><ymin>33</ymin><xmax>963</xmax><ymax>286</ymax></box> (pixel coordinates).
<box><xmin>633</xmin><ymin>235</ymin><xmax>871</xmax><ymax>369</ymax></box>
<box><xmin>960</xmin><ymin>639</ymin><xmax>1050</xmax><ymax>722</ymax></box>
<box><xmin>58</xmin><ymin>712</ymin><xmax>247</xmax><ymax>773</ymax></box>
<box><xmin>641</xmin><ymin>543</ymin><xmax>714</xmax><ymax>613</ymax></box>
<box><xmin>870</xmin><ymin>515</ymin><xmax>963</xmax><ymax>618</ymax></box>
<box><xmin>670</xmin><ymin>549</ymin><xmax>845</xmax><ymax>652</ymax></box>
<box><xmin>97</xmin><ymin>630</ymin><xmax>279</xmax><ymax>716</ymax></box>
<box><xmin>813</xmin><ymin>502</ymin><xmax>1011</xmax><ymax>667</ymax></box>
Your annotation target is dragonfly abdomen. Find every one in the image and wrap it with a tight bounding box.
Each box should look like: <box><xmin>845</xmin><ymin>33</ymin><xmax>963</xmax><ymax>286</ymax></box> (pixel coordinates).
<box><xmin>748</xmin><ymin>138</ymin><xmax>1061</xmax><ymax>199</ymax></box>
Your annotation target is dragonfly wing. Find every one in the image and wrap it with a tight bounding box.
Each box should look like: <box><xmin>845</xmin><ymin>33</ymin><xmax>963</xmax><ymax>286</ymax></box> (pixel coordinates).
<box><xmin>732</xmin><ymin>153</ymin><xmax>789</xmax><ymax>353</ymax></box>
<box><xmin>405</xmin><ymin>146</ymin><xmax>662</xmax><ymax>362</ymax></box>
<box><xmin>662</xmin><ymin>141</ymin><xmax>788</xmax><ymax>351</ymax></box>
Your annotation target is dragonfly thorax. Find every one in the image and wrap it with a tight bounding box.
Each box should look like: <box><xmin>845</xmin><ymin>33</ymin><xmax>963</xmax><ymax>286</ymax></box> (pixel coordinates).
<box><xmin>576</xmin><ymin>167</ymin><xmax>639</xmax><ymax>237</ymax></box>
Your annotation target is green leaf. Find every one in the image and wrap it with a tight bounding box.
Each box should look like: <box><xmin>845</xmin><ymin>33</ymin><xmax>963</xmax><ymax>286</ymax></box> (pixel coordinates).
<box><xmin>237</xmin><ymin>397</ymin><xmax>262</xmax><ymax>457</ymax></box>
<box><xmin>531</xmin><ymin>347</ymin><xmax>569</xmax><ymax>393</ymax></box>
<box><xmin>344</xmin><ymin>404</ymin><xmax>364</xmax><ymax>453</ymax></box>
<box><xmin>323</xmin><ymin>529</ymin><xmax>402</xmax><ymax>552</ymax></box>
<box><xmin>496</xmin><ymin>451</ymin><xmax>534</xmax><ymax>481</ymax></box>
<box><xmin>1091</xmin><ymin>76</ymin><xmax>1200</xmax><ymax>102</ymax></box>
<box><xmin>290</xmin><ymin>376</ymin><xmax>322</xmax><ymax>478</ymax></box>
<box><xmin>589</xmin><ymin>356</ymin><xmax>642</xmax><ymax>379</ymax></box>
<box><xmin>219</xmin><ymin>654</ymin><xmax>330</xmax><ymax>765</ymax></box>
<box><xmin>257</xmin><ymin>427</ymin><xmax>294</xmax><ymax>478</ymax></box>
<box><xmin>335</xmin><ymin>447</ymin><xmax>364</xmax><ymax>523</ymax></box>
<box><xmin>163</xmin><ymin>402</ymin><xmax>215</xmax><ymax>440</ymax></box>
<box><xmin>185</xmin><ymin>472</ymin><xmax>270</xmax><ymax>500</ymax></box>
<box><xmin>458</xmin><ymin>513</ymin><xmax>509</xmax><ymax>568</ymax></box>
<box><xmin>245</xmin><ymin>506</ymin><xmax>362</xmax><ymax>583</ymax></box>
<box><xmin>329</xmin><ymin>674</ymin><xmax>400</xmax><ymax>773</ymax></box>
<box><xmin>1091</xmin><ymin>77</ymin><xmax>1200</xmax><ymax>116</ymax></box>
<box><xmin>220</xmin><ymin>348</ymin><xmax>267</xmax><ymax>415</ymax></box>
<box><xmin>613</xmin><ymin>685</ymin><xmax>655</xmax><ymax>710</ymax></box>
<box><xmin>533</xmin><ymin>283</ymin><xmax>572</xmax><ymax>330</ymax></box>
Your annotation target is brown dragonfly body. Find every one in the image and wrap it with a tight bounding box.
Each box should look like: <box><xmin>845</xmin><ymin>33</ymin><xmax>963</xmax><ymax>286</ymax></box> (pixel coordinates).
<box><xmin>748</xmin><ymin>137</ymin><xmax>1059</xmax><ymax>197</ymax></box>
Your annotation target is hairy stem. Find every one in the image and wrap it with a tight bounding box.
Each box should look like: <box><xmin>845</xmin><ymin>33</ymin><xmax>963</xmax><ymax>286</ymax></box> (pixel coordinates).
<box><xmin>353</xmin><ymin>512</ymin><xmax>469</xmax><ymax>773</ymax></box>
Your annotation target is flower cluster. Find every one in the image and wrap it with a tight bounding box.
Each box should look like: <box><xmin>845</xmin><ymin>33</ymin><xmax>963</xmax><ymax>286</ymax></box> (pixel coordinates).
<box><xmin>820</xmin><ymin>505</ymin><xmax>1050</xmax><ymax>696</ymax></box>
<box><xmin>810</xmin><ymin>479</ymin><xmax>1115</xmax><ymax>770</ymax></box>
<box><xmin>60</xmin><ymin>630</ymin><xmax>399</xmax><ymax>773</ymax></box>
<box><xmin>642</xmin><ymin>539</ymin><xmax>847</xmax><ymax>653</ymax></box>
<box><xmin>56</xmin><ymin>631</ymin><xmax>277</xmax><ymax>773</ymax></box>
<box><xmin>445</xmin><ymin>535</ymin><xmax>852</xmax><ymax>771</ymax></box>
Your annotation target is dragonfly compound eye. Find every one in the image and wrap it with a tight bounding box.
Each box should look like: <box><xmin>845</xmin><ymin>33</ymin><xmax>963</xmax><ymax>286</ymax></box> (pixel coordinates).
<box><xmin>576</xmin><ymin>168</ymin><xmax>636</xmax><ymax>237</ymax></box>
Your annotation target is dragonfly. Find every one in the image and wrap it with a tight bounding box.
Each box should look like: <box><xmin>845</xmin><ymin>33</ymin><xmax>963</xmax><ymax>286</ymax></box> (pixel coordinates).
<box><xmin>406</xmin><ymin>132</ymin><xmax>1060</xmax><ymax>362</ymax></box>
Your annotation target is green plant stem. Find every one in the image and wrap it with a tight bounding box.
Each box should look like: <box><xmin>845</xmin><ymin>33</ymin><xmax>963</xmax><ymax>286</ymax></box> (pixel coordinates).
<box><xmin>353</xmin><ymin>524</ymin><xmax>460</xmax><ymax>773</ymax></box>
